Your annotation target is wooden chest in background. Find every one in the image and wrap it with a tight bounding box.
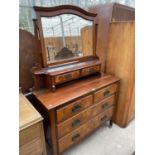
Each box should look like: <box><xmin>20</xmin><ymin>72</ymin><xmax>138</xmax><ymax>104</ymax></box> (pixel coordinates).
<box><xmin>89</xmin><ymin>3</ymin><xmax>135</xmax><ymax>72</ymax></box>
<box><xmin>19</xmin><ymin>93</ymin><xmax>47</xmax><ymax>155</ymax></box>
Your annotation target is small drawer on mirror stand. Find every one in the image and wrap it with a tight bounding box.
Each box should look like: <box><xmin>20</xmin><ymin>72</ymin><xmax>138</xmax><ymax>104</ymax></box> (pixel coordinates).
<box><xmin>55</xmin><ymin>71</ymin><xmax>80</xmax><ymax>84</ymax></box>
<box><xmin>81</xmin><ymin>65</ymin><xmax>101</xmax><ymax>77</ymax></box>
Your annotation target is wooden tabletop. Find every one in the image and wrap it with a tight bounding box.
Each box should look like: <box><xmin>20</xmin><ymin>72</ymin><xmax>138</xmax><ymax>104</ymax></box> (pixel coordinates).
<box><xmin>19</xmin><ymin>93</ymin><xmax>43</xmax><ymax>131</ymax></box>
<box><xmin>33</xmin><ymin>74</ymin><xmax>120</xmax><ymax>110</ymax></box>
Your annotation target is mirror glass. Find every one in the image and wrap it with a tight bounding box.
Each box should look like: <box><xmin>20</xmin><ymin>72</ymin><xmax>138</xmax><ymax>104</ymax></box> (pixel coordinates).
<box><xmin>41</xmin><ymin>14</ymin><xmax>93</xmax><ymax>63</ymax></box>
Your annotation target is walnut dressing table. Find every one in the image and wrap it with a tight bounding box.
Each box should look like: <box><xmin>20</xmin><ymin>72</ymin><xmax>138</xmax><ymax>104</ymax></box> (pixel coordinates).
<box><xmin>31</xmin><ymin>5</ymin><xmax>120</xmax><ymax>155</ymax></box>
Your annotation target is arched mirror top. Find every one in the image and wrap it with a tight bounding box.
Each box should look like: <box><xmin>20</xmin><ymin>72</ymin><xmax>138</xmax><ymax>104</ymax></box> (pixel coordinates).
<box><xmin>33</xmin><ymin>5</ymin><xmax>97</xmax><ymax>67</ymax></box>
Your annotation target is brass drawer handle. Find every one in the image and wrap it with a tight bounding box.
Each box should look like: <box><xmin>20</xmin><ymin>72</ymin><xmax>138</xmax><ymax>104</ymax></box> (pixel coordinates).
<box><xmin>72</xmin><ymin>119</ymin><xmax>81</xmax><ymax>127</ymax></box>
<box><xmin>103</xmin><ymin>90</ymin><xmax>110</xmax><ymax>97</ymax></box>
<box><xmin>72</xmin><ymin>104</ymin><xmax>81</xmax><ymax>113</ymax></box>
<box><xmin>102</xmin><ymin>102</ymin><xmax>109</xmax><ymax>109</ymax></box>
<box><xmin>72</xmin><ymin>133</ymin><xmax>80</xmax><ymax>141</ymax></box>
<box><xmin>100</xmin><ymin>115</ymin><xmax>108</xmax><ymax>122</ymax></box>
<box><xmin>64</xmin><ymin>74</ymin><xmax>72</xmax><ymax>80</ymax></box>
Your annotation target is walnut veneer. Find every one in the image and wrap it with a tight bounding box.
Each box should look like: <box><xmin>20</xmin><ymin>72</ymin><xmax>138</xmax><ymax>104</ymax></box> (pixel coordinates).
<box><xmin>32</xmin><ymin>74</ymin><xmax>119</xmax><ymax>155</ymax></box>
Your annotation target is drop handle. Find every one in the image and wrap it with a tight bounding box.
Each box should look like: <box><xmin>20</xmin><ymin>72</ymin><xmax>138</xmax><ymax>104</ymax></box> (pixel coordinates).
<box><xmin>72</xmin><ymin>104</ymin><xmax>81</xmax><ymax>113</ymax></box>
<box><xmin>103</xmin><ymin>90</ymin><xmax>110</xmax><ymax>97</ymax></box>
<box><xmin>72</xmin><ymin>133</ymin><xmax>80</xmax><ymax>141</ymax></box>
<box><xmin>72</xmin><ymin>119</ymin><xmax>81</xmax><ymax>127</ymax></box>
<box><xmin>102</xmin><ymin>102</ymin><xmax>109</xmax><ymax>109</ymax></box>
<box><xmin>64</xmin><ymin>74</ymin><xmax>72</xmax><ymax>80</ymax></box>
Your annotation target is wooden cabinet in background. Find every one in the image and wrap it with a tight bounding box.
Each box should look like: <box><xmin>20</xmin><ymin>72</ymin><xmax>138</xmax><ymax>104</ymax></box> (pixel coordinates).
<box><xmin>88</xmin><ymin>3</ymin><xmax>135</xmax><ymax>72</ymax></box>
<box><xmin>19</xmin><ymin>93</ymin><xmax>47</xmax><ymax>155</ymax></box>
<box><xmin>106</xmin><ymin>21</ymin><xmax>135</xmax><ymax>127</ymax></box>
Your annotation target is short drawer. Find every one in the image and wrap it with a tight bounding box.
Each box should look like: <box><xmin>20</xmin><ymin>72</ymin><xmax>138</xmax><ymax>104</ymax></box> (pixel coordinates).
<box><xmin>57</xmin><ymin>95</ymin><xmax>93</xmax><ymax>123</ymax></box>
<box><xmin>55</xmin><ymin>70</ymin><xmax>80</xmax><ymax>84</ymax></box>
<box><xmin>57</xmin><ymin>105</ymin><xmax>93</xmax><ymax>139</ymax></box>
<box><xmin>92</xmin><ymin>95</ymin><xmax>115</xmax><ymax>117</ymax></box>
<box><xmin>94</xmin><ymin>83</ymin><xmax>117</xmax><ymax>103</ymax></box>
<box><xmin>92</xmin><ymin>106</ymin><xmax>114</xmax><ymax>129</ymax></box>
<box><xmin>19</xmin><ymin>122</ymin><xmax>41</xmax><ymax>147</ymax></box>
<box><xmin>58</xmin><ymin>119</ymin><xmax>92</xmax><ymax>153</ymax></box>
<box><xmin>81</xmin><ymin>65</ymin><xmax>100</xmax><ymax>76</ymax></box>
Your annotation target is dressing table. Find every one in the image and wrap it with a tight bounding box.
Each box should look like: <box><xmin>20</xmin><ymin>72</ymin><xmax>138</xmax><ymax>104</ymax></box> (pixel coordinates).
<box><xmin>31</xmin><ymin>5</ymin><xmax>120</xmax><ymax>155</ymax></box>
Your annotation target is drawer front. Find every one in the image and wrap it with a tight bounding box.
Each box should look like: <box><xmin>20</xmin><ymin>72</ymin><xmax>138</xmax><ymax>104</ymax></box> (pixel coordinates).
<box><xmin>58</xmin><ymin>119</ymin><xmax>92</xmax><ymax>153</ymax></box>
<box><xmin>92</xmin><ymin>106</ymin><xmax>114</xmax><ymax>129</ymax></box>
<box><xmin>20</xmin><ymin>138</ymin><xmax>43</xmax><ymax>155</ymax></box>
<box><xmin>19</xmin><ymin>122</ymin><xmax>41</xmax><ymax>147</ymax></box>
<box><xmin>94</xmin><ymin>84</ymin><xmax>117</xmax><ymax>103</ymax></box>
<box><xmin>81</xmin><ymin>65</ymin><xmax>100</xmax><ymax>76</ymax></box>
<box><xmin>92</xmin><ymin>95</ymin><xmax>115</xmax><ymax>117</ymax></box>
<box><xmin>57</xmin><ymin>95</ymin><xmax>93</xmax><ymax>123</ymax></box>
<box><xmin>57</xmin><ymin>106</ymin><xmax>93</xmax><ymax>139</ymax></box>
<box><xmin>55</xmin><ymin>71</ymin><xmax>80</xmax><ymax>84</ymax></box>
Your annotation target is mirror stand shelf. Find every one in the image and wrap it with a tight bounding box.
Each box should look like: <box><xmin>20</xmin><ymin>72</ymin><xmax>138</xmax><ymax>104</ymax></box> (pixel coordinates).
<box><xmin>32</xmin><ymin>57</ymin><xmax>101</xmax><ymax>91</ymax></box>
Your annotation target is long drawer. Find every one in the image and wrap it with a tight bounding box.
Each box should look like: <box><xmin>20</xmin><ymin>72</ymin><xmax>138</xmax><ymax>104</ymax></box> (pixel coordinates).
<box><xmin>57</xmin><ymin>95</ymin><xmax>115</xmax><ymax>139</ymax></box>
<box><xmin>58</xmin><ymin>106</ymin><xmax>114</xmax><ymax>153</ymax></box>
<box><xmin>56</xmin><ymin>94</ymin><xmax>93</xmax><ymax>123</ymax></box>
<box><xmin>94</xmin><ymin>83</ymin><xmax>117</xmax><ymax>103</ymax></box>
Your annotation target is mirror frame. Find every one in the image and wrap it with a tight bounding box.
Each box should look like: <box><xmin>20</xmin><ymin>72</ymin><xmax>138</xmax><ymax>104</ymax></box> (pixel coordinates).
<box><xmin>34</xmin><ymin>5</ymin><xmax>97</xmax><ymax>67</ymax></box>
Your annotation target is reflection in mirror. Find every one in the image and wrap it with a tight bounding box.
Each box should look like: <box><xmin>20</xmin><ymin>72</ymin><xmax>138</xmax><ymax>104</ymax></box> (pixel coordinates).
<box><xmin>41</xmin><ymin>14</ymin><xmax>93</xmax><ymax>63</ymax></box>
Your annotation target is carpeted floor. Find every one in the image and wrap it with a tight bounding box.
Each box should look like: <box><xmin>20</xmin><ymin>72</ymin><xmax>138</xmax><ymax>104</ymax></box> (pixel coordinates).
<box><xmin>62</xmin><ymin>120</ymin><xmax>135</xmax><ymax>155</ymax></box>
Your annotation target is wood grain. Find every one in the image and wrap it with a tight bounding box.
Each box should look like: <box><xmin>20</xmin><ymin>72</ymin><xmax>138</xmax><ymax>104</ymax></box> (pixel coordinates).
<box><xmin>92</xmin><ymin>106</ymin><xmax>114</xmax><ymax>129</ymax></box>
<box><xmin>81</xmin><ymin>65</ymin><xmax>100</xmax><ymax>76</ymax></box>
<box><xmin>19</xmin><ymin>93</ymin><xmax>47</xmax><ymax>155</ymax></box>
<box><xmin>55</xmin><ymin>70</ymin><xmax>80</xmax><ymax>84</ymax></box>
<box><xmin>92</xmin><ymin>95</ymin><xmax>115</xmax><ymax>116</ymax></box>
<box><xmin>58</xmin><ymin>117</ymin><xmax>92</xmax><ymax>153</ymax></box>
<box><xmin>57</xmin><ymin>105</ymin><xmax>93</xmax><ymax>139</ymax></box>
<box><xmin>33</xmin><ymin>74</ymin><xmax>119</xmax><ymax>110</ymax></box>
<box><xmin>81</xmin><ymin>26</ymin><xmax>93</xmax><ymax>56</ymax></box>
<box><xmin>19</xmin><ymin>93</ymin><xmax>43</xmax><ymax>131</ymax></box>
<box><xmin>106</xmin><ymin>21</ymin><xmax>135</xmax><ymax>127</ymax></box>
<box><xmin>57</xmin><ymin>94</ymin><xmax>93</xmax><ymax>123</ymax></box>
<box><xmin>88</xmin><ymin>3</ymin><xmax>135</xmax><ymax>72</ymax></box>
<box><xmin>19</xmin><ymin>29</ymin><xmax>37</xmax><ymax>93</ymax></box>
<box><xmin>32</xmin><ymin>74</ymin><xmax>119</xmax><ymax>155</ymax></box>
<box><xmin>19</xmin><ymin>123</ymin><xmax>40</xmax><ymax>146</ymax></box>
<box><xmin>58</xmin><ymin>106</ymin><xmax>114</xmax><ymax>153</ymax></box>
<box><xmin>94</xmin><ymin>83</ymin><xmax>117</xmax><ymax>103</ymax></box>
<box><xmin>20</xmin><ymin>137</ymin><xmax>43</xmax><ymax>155</ymax></box>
